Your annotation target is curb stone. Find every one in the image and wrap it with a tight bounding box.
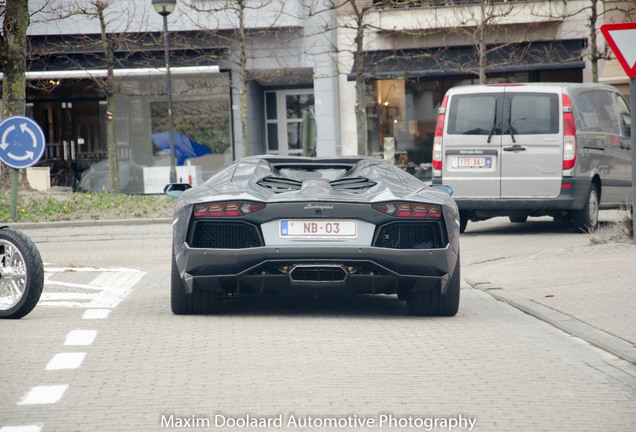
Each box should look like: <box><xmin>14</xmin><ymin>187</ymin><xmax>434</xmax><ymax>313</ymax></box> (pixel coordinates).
<box><xmin>466</xmin><ymin>275</ymin><xmax>636</xmax><ymax>365</ymax></box>
<box><xmin>6</xmin><ymin>217</ymin><xmax>172</xmax><ymax>230</ymax></box>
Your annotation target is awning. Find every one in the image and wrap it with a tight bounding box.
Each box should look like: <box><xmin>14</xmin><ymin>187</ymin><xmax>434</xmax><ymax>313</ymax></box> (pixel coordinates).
<box><xmin>348</xmin><ymin>39</ymin><xmax>586</xmax><ymax>80</ymax></box>
<box><xmin>0</xmin><ymin>65</ymin><xmax>221</xmax><ymax>81</ymax></box>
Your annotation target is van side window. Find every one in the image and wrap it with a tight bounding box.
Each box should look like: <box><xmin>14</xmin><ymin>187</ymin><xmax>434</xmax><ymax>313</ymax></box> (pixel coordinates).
<box><xmin>615</xmin><ymin>94</ymin><xmax>631</xmax><ymax>137</ymax></box>
<box><xmin>574</xmin><ymin>92</ymin><xmax>600</xmax><ymax>132</ymax></box>
<box><xmin>574</xmin><ymin>91</ymin><xmax>620</xmax><ymax>134</ymax></box>
<box><xmin>507</xmin><ymin>94</ymin><xmax>559</xmax><ymax>135</ymax></box>
<box><xmin>595</xmin><ymin>91</ymin><xmax>620</xmax><ymax>134</ymax></box>
<box><xmin>447</xmin><ymin>95</ymin><xmax>498</xmax><ymax>135</ymax></box>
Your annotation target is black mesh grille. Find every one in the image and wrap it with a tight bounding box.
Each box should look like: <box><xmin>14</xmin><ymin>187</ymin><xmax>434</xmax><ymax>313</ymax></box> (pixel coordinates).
<box><xmin>289</xmin><ymin>266</ymin><xmax>347</xmax><ymax>283</ymax></box>
<box><xmin>190</xmin><ymin>221</ymin><xmax>263</xmax><ymax>249</ymax></box>
<box><xmin>373</xmin><ymin>222</ymin><xmax>446</xmax><ymax>249</ymax></box>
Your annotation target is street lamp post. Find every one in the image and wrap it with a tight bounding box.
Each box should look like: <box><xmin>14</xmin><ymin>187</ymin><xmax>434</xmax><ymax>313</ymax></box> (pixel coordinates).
<box><xmin>152</xmin><ymin>0</ymin><xmax>177</xmax><ymax>183</ymax></box>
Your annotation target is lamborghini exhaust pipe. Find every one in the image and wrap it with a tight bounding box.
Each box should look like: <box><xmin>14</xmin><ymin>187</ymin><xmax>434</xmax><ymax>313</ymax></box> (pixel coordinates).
<box><xmin>288</xmin><ymin>264</ymin><xmax>348</xmax><ymax>283</ymax></box>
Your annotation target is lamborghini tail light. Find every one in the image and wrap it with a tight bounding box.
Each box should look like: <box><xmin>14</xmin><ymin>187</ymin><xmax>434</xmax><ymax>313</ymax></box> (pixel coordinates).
<box><xmin>372</xmin><ymin>202</ymin><xmax>442</xmax><ymax>218</ymax></box>
<box><xmin>193</xmin><ymin>201</ymin><xmax>265</xmax><ymax>217</ymax></box>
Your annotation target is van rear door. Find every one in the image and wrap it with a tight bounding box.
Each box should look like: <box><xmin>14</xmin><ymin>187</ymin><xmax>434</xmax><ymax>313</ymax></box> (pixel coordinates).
<box><xmin>442</xmin><ymin>89</ymin><xmax>503</xmax><ymax>199</ymax></box>
<box><xmin>500</xmin><ymin>89</ymin><xmax>562</xmax><ymax>199</ymax></box>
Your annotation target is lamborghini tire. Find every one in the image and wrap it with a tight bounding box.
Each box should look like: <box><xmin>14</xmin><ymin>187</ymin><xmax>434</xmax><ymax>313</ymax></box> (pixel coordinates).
<box><xmin>406</xmin><ymin>258</ymin><xmax>460</xmax><ymax>317</ymax></box>
<box><xmin>171</xmin><ymin>254</ymin><xmax>222</xmax><ymax>315</ymax></box>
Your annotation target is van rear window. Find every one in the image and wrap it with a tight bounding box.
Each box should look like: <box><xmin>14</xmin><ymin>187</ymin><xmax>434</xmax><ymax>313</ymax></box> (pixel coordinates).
<box><xmin>447</xmin><ymin>95</ymin><xmax>497</xmax><ymax>135</ymax></box>
<box><xmin>508</xmin><ymin>94</ymin><xmax>559</xmax><ymax>135</ymax></box>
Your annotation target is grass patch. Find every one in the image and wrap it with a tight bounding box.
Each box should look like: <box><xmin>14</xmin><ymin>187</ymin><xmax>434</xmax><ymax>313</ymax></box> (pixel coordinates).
<box><xmin>0</xmin><ymin>190</ymin><xmax>175</xmax><ymax>223</ymax></box>
<box><xmin>589</xmin><ymin>206</ymin><xmax>634</xmax><ymax>245</ymax></box>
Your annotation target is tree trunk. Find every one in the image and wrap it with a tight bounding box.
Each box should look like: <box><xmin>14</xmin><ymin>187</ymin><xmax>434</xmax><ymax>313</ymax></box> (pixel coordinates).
<box><xmin>478</xmin><ymin>1</ymin><xmax>487</xmax><ymax>84</ymax></box>
<box><xmin>238</xmin><ymin>1</ymin><xmax>249</xmax><ymax>157</ymax></box>
<box><xmin>2</xmin><ymin>0</ymin><xmax>28</xmax><ymax>118</ymax></box>
<box><xmin>352</xmin><ymin>2</ymin><xmax>368</xmax><ymax>156</ymax></box>
<box><xmin>99</xmin><ymin>5</ymin><xmax>120</xmax><ymax>193</ymax></box>
<box><xmin>1</xmin><ymin>0</ymin><xmax>30</xmax><ymax>193</ymax></box>
<box><xmin>355</xmin><ymin>71</ymin><xmax>368</xmax><ymax>156</ymax></box>
<box><xmin>589</xmin><ymin>0</ymin><xmax>599</xmax><ymax>83</ymax></box>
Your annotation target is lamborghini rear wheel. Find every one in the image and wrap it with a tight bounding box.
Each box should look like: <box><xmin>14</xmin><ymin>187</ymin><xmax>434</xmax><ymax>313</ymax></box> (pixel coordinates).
<box><xmin>406</xmin><ymin>258</ymin><xmax>460</xmax><ymax>317</ymax></box>
<box><xmin>171</xmin><ymin>254</ymin><xmax>222</xmax><ymax>315</ymax></box>
<box><xmin>439</xmin><ymin>258</ymin><xmax>460</xmax><ymax>316</ymax></box>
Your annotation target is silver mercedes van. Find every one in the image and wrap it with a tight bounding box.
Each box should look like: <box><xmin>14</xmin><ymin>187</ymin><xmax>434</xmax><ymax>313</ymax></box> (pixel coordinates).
<box><xmin>432</xmin><ymin>83</ymin><xmax>632</xmax><ymax>232</ymax></box>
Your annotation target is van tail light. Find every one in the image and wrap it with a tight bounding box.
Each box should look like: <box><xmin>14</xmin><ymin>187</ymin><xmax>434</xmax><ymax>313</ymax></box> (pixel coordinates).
<box><xmin>562</xmin><ymin>94</ymin><xmax>577</xmax><ymax>170</ymax></box>
<box><xmin>432</xmin><ymin>96</ymin><xmax>448</xmax><ymax>171</ymax></box>
<box><xmin>193</xmin><ymin>201</ymin><xmax>265</xmax><ymax>217</ymax></box>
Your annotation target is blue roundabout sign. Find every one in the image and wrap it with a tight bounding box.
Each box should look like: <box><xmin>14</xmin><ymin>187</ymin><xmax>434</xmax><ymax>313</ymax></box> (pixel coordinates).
<box><xmin>0</xmin><ymin>115</ymin><xmax>46</xmax><ymax>169</ymax></box>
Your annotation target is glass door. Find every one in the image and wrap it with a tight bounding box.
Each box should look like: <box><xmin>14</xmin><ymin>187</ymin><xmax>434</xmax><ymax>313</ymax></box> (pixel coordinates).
<box><xmin>265</xmin><ymin>89</ymin><xmax>314</xmax><ymax>156</ymax></box>
<box><xmin>32</xmin><ymin>100</ymin><xmax>102</xmax><ymax>189</ymax></box>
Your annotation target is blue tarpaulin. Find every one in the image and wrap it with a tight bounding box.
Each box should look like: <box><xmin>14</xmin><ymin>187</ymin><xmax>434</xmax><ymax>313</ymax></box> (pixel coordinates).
<box><xmin>152</xmin><ymin>131</ymin><xmax>211</xmax><ymax>166</ymax></box>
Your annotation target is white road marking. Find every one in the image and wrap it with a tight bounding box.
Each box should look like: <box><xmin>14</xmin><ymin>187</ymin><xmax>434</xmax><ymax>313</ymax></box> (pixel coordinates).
<box><xmin>45</xmin><ymin>353</ymin><xmax>86</xmax><ymax>371</ymax></box>
<box><xmin>39</xmin><ymin>293</ymin><xmax>95</xmax><ymax>302</ymax></box>
<box><xmin>82</xmin><ymin>308</ymin><xmax>111</xmax><ymax>319</ymax></box>
<box><xmin>87</xmin><ymin>271</ymin><xmax>146</xmax><ymax>308</ymax></box>
<box><xmin>39</xmin><ymin>267</ymin><xmax>147</xmax><ymax>309</ymax></box>
<box><xmin>45</xmin><ymin>266</ymin><xmax>141</xmax><ymax>273</ymax></box>
<box><xmin>17</xmin><ymin>385</ymin><xmax>68</xmax><ymax>405</ymax></box>
<box><xmin>64</xmin><ymin>330</ymin><xmax>97</xmax><ymax>346</ymax></box>
<box><xmin>0</xmin><ymin>426</ymin><xmax>42</xmax><ymax>432</ymax></box>
<box><xmin>41</xmin><ymin>280</ymin><xmax>104</xmax><ymax>290</ymax></box>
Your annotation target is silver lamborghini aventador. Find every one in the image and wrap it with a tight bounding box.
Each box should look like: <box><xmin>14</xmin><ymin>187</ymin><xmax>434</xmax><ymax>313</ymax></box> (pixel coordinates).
<box><xmin>165</xmin><ymin>156</ymin><xmax>460</xmax><ymax>316</ymax></box>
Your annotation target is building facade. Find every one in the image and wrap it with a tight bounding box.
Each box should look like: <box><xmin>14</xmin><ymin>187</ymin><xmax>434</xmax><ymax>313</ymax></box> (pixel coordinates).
<box><xmin>2</xmin><ymin>0</ymin><xmax>630</xmax><ymax>192</ymax></box>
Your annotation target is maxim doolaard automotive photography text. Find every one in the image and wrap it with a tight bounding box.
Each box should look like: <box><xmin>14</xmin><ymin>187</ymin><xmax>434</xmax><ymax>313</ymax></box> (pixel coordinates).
<box><xmin>160</xmin><ymin>413</ymin><xmax>477</xmax><ymax>431</ymax></box>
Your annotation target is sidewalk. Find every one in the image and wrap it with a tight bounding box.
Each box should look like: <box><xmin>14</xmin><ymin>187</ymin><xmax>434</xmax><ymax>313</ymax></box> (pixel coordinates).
<box><xmin>465</xmin><ymin>242</ymin><xmax>636</xmax><ymax>364</ymax></box>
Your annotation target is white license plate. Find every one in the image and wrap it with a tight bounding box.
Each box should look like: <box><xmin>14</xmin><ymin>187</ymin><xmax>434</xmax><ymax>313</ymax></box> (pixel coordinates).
<box><xmin>454</xmin><ymin>157</ymin><xmax>492</xmax><ymax>168</ymax></box>
<box><xmin>280</xmin><ymin>220</ymin><xmax>357</xmax><ymax>238</ymax></box>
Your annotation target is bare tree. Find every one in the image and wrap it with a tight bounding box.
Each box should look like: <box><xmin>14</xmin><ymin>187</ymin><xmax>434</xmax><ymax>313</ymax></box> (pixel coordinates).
<box><xmin>184</xmin><ymin>0</ymin><xmax>290</xmax><ymax>157</ymax></box>
<box><xmin>34</xmin><ymin>0</ymin><xmax>151</xmax><ymax>192</ymax></box>
<box><xmin>317</xmin><ymin>0</ymin><xmax>376</xmax><ymax>156</ymax></box>
<box><xmin>96</xmin><ymin>0</ymin><xmax>119</xmax><ymax>193</ymax></box>
<box><xmin>345</xmin><ymin>0</ymin><xmax>374</xmax><ymax>155</ymax></box>
<box><xmin>425</xmin><ymin>0</ymin><xmax>559</xmax><ymax>84</ymax></box>
<box><xmin>559</xmin><ymin>0</ymin><xmax>636</xmax><ymax>83</ymax></box>
<box><xmin>464</xmin><ymin>0</ymin><xmax>516</xmax><ymax>84</ymax></box>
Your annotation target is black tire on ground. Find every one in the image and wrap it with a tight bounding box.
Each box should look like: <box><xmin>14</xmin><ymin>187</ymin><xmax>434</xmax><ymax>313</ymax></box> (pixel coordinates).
<box><xmin>572</xmin><ymin>185</ymin><xmax>599</xmax><ymax>232</ymax></box>
<box><xmin>170</xmin><ymin>254</ymin><xmax>189</xmax><ymax>315</ymax></box>
<box><xmin>406</xmin><ymin>289</ymin><xmax>437</xmax><ymax>316</ymax></box>
<box><xmin>509</xmin><ymin>215</ymin><xmax>528</xmax><ymax>223</ymax></box>
<box><xmin>459</xmin><ymin>213</ymin><xmax>468</xmax><ymax>233</ymax></box>
<box><xmin>171</xmin><ymin>254</ymin><xmax>222</xmax><ymax>315</ymax></box>
<box><xmin>0</xmin><ymin>228</ymin><xmax>45</xmax><ymax>319</ymax></box>
<box><xmin>553</xmin><ymin>214</ymin><xmax>571</xmax><ymax>226</ymax></box>
<box><xmin>438</xmin><ymin>258</ymin><xmax>461</xmax><ymax>317</ymax></box>
<box><xmin>406</xmin><ymin>257</ymin><xmax>460</xmax><ymax>317</ymax></box>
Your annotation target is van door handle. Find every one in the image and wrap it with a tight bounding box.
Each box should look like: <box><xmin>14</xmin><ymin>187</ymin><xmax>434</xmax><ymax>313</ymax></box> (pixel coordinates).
<box><xmin>503</xmin><ymin>145</ymin><xmax>527</xmax><ymax>152</ymax></box>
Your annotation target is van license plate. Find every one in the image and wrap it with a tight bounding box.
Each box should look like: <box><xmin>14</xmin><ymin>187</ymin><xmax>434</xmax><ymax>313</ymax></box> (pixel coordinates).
<box><xmin>280</xmin><ymin>220</ymin><xmax>357</xmax><ymax>238</ymax></box>
<box><xmin>455</xmin><ymin>157</ymin><xmax>492</xmax><ymax>168</ymax></box>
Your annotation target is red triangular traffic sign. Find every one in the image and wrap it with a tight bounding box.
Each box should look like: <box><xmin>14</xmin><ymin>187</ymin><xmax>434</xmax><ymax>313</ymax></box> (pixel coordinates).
<box><xmin>601</xmin><ymin>22</ymin><xmax>636</xmax><ymax>79</ymax></box>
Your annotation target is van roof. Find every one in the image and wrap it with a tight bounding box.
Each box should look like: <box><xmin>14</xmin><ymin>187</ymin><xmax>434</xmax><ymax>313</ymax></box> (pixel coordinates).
<box><xmin>445</xmin><ymin>82</ymin><xmax>617</xmax><ymax>95</ymax></box>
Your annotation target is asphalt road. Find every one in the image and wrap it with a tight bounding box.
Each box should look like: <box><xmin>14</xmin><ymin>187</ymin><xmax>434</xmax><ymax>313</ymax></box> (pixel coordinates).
<box><xmin>1</xmin><ymin>215</ymin><xmax>635</xmax><ymax>431</ymax></box>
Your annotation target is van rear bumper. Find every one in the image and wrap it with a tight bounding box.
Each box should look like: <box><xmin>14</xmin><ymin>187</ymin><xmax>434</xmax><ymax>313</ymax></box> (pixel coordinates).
<box><xmin>433</xmin><ymin>177</ymin><xmax>590</xmax><ymax>215</ymax></box>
